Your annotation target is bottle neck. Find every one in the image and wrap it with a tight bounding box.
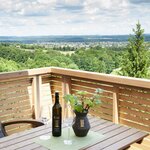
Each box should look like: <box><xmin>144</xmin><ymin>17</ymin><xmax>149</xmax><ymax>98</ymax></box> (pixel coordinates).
<box><xmin>55</xmin><ymin>92</ymin><xmax>59</xmax><ymax>104</ymax></box>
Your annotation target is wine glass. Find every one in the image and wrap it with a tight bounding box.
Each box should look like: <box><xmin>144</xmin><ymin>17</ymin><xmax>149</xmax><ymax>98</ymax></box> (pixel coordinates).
<box><xmin>40</xmin><ymin>106</ymin><xmax>49</xmax><ymax>124</ymax></box>
<box><xmin>63</xmin><ymin>102</ymin><xmax>73</xmax><ymax>145</ymax></box>
<box><xmin>40</xmin><ymin>104</ymin><xmax>51</xmax><ymax>124</ymax></box>
<box><xmin>39</xmin><ymin>104</ymin><xmax>51</xmax><ymax>140</ymax></box>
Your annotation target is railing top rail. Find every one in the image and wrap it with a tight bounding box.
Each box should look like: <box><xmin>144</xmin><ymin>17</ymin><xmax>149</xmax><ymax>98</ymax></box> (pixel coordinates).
<box><xmin>50</xmin><ymin>67</ymin><xmax>150</xmax><ymax>89</ymax></box>
<box><xmin>0</xmin><ymin>67</ymin><xmax>149</xmax><ymax>89</ymax></box>
<box><xmin>0</xmin><ymin>67</ymin><xmax>51</xmax><ymax>81</ymax></box>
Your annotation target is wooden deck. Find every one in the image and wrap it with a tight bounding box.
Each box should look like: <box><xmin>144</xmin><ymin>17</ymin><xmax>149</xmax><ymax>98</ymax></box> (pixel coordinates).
<box><xmin>0</xmin><ymin>117</ymin><xmax>148</xmax><ymax>150</ymax></box>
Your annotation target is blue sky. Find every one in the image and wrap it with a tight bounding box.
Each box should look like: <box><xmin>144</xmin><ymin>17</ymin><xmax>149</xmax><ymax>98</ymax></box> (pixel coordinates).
<box><xmin>0</xmin><ymin>0</ymin><xmax>150</xmax><ymax>36</ymax></box>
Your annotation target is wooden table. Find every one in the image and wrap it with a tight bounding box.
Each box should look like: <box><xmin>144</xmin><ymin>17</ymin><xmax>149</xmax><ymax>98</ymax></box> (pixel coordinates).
<box><xmin>0</xmin><ymin>117</ymin><xmax>148</xmax><ymax>150</ymax></box>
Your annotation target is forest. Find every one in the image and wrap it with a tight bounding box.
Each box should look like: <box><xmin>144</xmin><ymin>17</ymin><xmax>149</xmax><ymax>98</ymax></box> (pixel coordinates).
<box><xmin>0</xmin><ymin>42</ymin><xmax>123</xmax><ymax>72</ymax></box>
<box><xmin>0</xmin><ymin>42</ymin><xmax>149</xmax><ymax>78</ymax></box>
<box><xmin>0</xmin><ymin>23</ymin><xmax>150</xmax><ymax>79</ymax></box>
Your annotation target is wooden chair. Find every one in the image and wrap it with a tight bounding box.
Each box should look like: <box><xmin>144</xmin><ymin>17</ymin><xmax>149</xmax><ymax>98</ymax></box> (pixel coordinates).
<box><xmin>0</xmin><ymin>120</ymin><xmax>44</xmax><ymax>137</ymax></box>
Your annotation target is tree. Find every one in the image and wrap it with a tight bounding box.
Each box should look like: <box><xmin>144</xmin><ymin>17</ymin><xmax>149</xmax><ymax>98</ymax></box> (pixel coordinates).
<box><xmin>0</xmin><ymin>57</ymin><xmax>20</xmax><ymax>72</ymax></box>
<box><xmin>121</xmin><ymin>22</ymin><xmax>149</xmax><ymax>78</ymax></box>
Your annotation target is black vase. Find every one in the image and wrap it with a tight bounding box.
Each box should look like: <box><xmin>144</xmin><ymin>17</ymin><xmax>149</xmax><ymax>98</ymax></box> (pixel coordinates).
<box><xmin>72</xmin><ymin>111</ymin><xmax>90</xmax><ymax>137</ymax></box>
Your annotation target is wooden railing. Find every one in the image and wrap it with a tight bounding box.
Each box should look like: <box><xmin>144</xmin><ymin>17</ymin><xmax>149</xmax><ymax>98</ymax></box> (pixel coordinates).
<box><xmin>0</xmin><ymin>67</ymin><xmax>150</xmax><ymax>134</ymax></box>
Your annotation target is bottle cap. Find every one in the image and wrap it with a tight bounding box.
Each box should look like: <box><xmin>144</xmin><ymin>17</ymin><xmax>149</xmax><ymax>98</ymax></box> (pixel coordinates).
<box><xmin>55</xmin><ymin>91</ymin><xmax>59</xmax><ymax>97</ymax></box>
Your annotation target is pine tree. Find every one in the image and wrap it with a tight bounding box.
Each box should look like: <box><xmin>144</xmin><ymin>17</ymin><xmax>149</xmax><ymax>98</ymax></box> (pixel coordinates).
<box><xmin>121</xmin><ymin>22</ymin><xmax>149</xmax><ymax>78</ymax></box>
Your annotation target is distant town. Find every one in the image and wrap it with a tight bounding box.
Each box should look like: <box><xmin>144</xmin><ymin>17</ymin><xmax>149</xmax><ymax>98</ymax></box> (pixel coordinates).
<box><xmin>1</xmin><ymin>35</ymin><xmax>150</xmax><ymax>50</ymax></box>
<box><xmin>39</xmin><ymin>41</ymin><xmax>128</xmax><ymax>49</ymax></box>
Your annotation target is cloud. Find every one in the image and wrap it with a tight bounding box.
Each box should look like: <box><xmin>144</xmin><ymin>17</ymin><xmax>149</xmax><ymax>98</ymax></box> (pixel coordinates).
<box><xmin>129</xmin><ymin>0</ymin><xmax>150</xmax><ymax>4</ymax></box>
<box><xmin>55</xmin><ymin>5</ymin><xmax>83</xmax><ymax>13</ymax></box>
<box><xmin>0</xmin><ymin>0</ymin><xmax>83</xmax><ymax>17</ymax></box>
<box><xmin>0</xmin><ymin>0</ymin><xmax>56</xmax><ymax>16</ymax></box>
<box><xmin>0</xmin><ymin>0</ymin><xmax>150</xmax><ymax>36</ymax></box>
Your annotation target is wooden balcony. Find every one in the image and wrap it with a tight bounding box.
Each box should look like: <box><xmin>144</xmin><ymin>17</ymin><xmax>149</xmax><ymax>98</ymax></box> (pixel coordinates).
<box><xmin>0</xmin><ymin>67</ymin><xmax>150</xmax><ymax>136</ymax></box>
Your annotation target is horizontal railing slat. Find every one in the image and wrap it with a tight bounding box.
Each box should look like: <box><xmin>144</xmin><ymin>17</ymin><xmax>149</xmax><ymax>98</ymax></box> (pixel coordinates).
<box><xmin>119</xmin><ymin>100</ymin><xmax>150</xmax><ymax>112</ymax></box>
<box><xmin>119</xmin><ymin>95</ymin><xmax>150</xmax><ymax>106</ymax></box>
<box><xmin>119</xmin><ymin>88</ymin><xmax>150</xmax><ymax>100</ymax></box>
<box><xmin>71</xmin><ymin>79</ymin><xmax>114</xmax><ymax>92</ymax></box>
<box><xmin>119</xmin><ymin>107</ymin><xmax>150</xmax><ymax>119</ymax></box>
<box><xmin>120</xmin><ymin>113</ymin><xmax>150</xmax><ymax>127</ymax></box>
<box><xmin>120</xmin><ymin>119</ymin><xmax>150</xmax><ymax>132</ymax></box>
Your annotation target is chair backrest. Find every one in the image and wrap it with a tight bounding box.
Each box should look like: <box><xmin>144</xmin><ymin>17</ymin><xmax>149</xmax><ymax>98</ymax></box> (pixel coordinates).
<box><xmin>0</xmin><ymin>122</ymin><xmax>5</xmax><ymax>138</ymax></box>
<box><xmin>0</xmin><ymin>70</ymin><xmax>53</xmax><ymax>136</ymax></box>
<box><xmin>0</xmin><ymin>78</ymin><xmax>34</xmax><ymax>135</ymax></box>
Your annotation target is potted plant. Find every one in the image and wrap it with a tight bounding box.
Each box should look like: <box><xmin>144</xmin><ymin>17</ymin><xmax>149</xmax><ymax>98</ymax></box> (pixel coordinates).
<box><xmin>64</xmin><ymin>89</ymin><xmax>102</xmax><ymax>137</ymax></box>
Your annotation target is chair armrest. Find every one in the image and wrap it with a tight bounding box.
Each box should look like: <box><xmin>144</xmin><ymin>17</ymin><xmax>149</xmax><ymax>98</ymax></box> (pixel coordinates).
<box><xmin>2</xmin><ymin>119</ymin><xmax>44</xmax><ymax>127</ymax></box>
<box><xmin>1</xmin><ymin>119</ymin><xmax>44</xmax><ymax>136</ymax></box>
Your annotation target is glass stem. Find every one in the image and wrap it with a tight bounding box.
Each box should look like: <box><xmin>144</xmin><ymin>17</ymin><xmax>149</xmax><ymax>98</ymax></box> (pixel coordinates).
<box><xmin>68</xmin><ymin>126</ymin><xmax>70</xmax><ymax>140</ymax></box>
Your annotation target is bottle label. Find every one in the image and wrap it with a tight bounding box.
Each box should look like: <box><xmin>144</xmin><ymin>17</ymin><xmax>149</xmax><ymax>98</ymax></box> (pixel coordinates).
<box><xmin>54</xmin><ymin>120</ymin><xmax>59</xmax><ymax>128</ymax></box>
<box><xmin>80</xmin><ymin>119</ymin><xmax>84</xmax><ymax>127</ymax></box>
<box><xmin>53</xmin><ymin>116</ymin><xmax>61</xmax><ymax>128</ymax></box>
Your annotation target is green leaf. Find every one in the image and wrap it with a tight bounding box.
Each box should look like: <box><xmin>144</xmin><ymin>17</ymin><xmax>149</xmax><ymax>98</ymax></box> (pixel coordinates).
<box><xmin>95</xmin><ymin>88</ymin><xmax>103</xmax><ymax>94</ymax></box>
<box><xmin>74</xmin><ymin>104</ymin><xmax>83</xmax><ymax>113</ymax></box>
<box><xmin>85</xmin><ymin>99</ymin><xmax>94</xmax><ymax>107</ymax></box>
<box><xmin>76</xmin><ymin>90</ymin><xmax>88</xmax><ymax>96</ymax></box>
<box><xmin>64</xmin><ymin>94</ymin><xmax>78</xmax><ymax>109</ymax></box>
<box><xmin>94</xmin><ymin>100</ymin><xmax>101</xmax><ymax>105</ymax></box>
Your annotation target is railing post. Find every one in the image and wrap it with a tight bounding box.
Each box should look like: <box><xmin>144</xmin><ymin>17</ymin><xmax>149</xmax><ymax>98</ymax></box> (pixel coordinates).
<box><xmin>62</xmin><ymin>76</ymin><xmax>71</xmax><ymax>118</ymax></box>
<box><xmin>113</xmin><ymin>86</ymin><xmax>119</xmax><ymax>124</ymax></box>
<box><xmin>62</xmin><ymin>76</ymin><xmax>71</xmax><ymax>95</ymax></box>
<box><xmin>32</xmin><ymin>75</ymin><xmax>42</xmax><ymax>119</ymax></box>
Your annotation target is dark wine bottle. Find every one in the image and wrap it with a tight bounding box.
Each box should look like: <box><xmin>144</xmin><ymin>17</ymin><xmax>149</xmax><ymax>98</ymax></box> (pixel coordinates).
<box><xmin>52</xmin><ymin>91</ymin><xmax>62</xmax><ymax>137</ymax></box>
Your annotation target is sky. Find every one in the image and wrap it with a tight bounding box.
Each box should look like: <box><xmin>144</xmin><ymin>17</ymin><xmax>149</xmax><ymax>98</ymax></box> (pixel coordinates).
<box><xmin>0</xmin><ymin>0</ymin><xmax>150</xmax><ymax>36</ymax></box>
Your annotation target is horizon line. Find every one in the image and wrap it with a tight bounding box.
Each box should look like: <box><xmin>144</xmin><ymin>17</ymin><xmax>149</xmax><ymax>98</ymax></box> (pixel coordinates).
<box><xmin>0</xmin><ymin>33</ymin><xmax>150</xmax><ymax>37</ymax></box>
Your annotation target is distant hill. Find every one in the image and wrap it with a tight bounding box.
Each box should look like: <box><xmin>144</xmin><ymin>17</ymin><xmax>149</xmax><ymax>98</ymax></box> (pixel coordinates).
<box><xmin>0</xmin><ymin>34</ymin><xmax>150</xmax><ymax>43</ymax></box>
